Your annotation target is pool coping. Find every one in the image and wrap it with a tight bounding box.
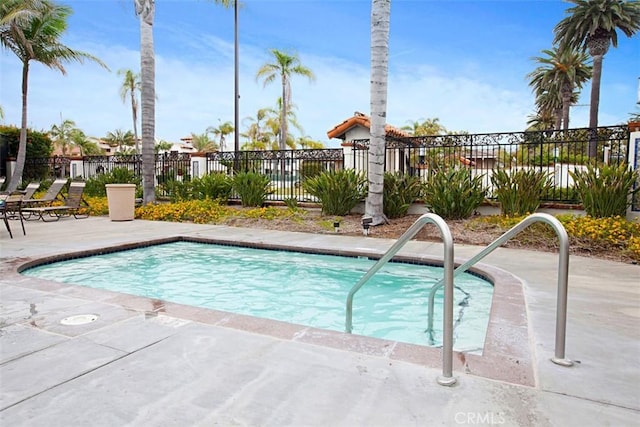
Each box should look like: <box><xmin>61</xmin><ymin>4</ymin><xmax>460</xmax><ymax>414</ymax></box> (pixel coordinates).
<box><xmin>8</xmin><ymin>235</ymin><xmax>534</xmax><ymax>387</ymax></box>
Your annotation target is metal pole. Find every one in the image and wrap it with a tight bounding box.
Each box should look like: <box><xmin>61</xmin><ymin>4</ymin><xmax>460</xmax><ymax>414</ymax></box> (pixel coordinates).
<box><xmin>234</xmin><ymin>0</ymin><xmax>240</xmax><ymax>155</ymax></box>
<box><xmin>344</xmin><ymin>213</ymin><xmax>457</xmax><ymax>386</ymax></box>
<box><xmin>437</xmin><ymin>228</ymin><xmax>456</xmax><ymax>386</ymax></box>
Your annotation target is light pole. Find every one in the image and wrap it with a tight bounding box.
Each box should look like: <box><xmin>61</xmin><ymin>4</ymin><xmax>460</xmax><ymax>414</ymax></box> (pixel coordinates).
<box><xmin>234</xmin><ymin>0</ymin><xmax>240</xmax><ymax>154</ymax></box>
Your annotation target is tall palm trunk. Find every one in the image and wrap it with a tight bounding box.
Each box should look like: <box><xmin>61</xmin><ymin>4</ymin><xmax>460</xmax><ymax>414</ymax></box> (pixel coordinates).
<box><xmin>587</xmin><ymin>53</ymin><xmax>603</xmax><ymax>158</ymax></box>
<box><xmin>280</xmin><ymin>78</ymin><xmax>287</xmax><ymax>151</ymax></box>
<box><xmin>560</xmin><ymin>81</ymin><xmax>572</xmax><ymax>131</ymax></box>
<box><xmin>366</xmin><ymin>0</ymin><xmax>390</xmax><ymax>226</ymax></box>
<box><xmin>585</xmin><ymin>33</ymin><xmax>609</xmax><ymax>159</ymax></box>
<box><xmin>279</xmin><ymin>77</ymin><xmax>288</xmax><ymax>179</ymax></box>
<box><xmin>130</xmin><ymin>90</ymin><xmax>139</xmax><ymax>154</ymax></box>
<box><xmin>136</xmin><ymin>0</ymin><xmax>155</xmax><ymax>203</ymax></box>
<box><xmin>8</xmin><ymin>60</ymin><xmax>30</xmax><ymax>192</ymax></box>
<box><xmin>554</xmin><ymin>107</ymin><xmax>562</xmax><ymax>130</ymax></box>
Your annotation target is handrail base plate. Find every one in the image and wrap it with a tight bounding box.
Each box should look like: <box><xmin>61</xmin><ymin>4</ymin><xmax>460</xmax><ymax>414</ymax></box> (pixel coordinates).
<box><xmin>551</xmin><ymin>357</ymin><xmax>573</xmax><ymax>367</ymax></box>
<box><xmin>436</xmin><ymin>375</ymin><xmax>458</xmax><ymax>386</ymax></box>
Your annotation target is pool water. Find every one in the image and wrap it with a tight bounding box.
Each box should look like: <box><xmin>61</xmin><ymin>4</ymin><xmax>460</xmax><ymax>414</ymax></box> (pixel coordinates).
<box><xmin>23</xmin><ymin>241</ymin><xmax>494</xmax><ymax>351</ymax></box>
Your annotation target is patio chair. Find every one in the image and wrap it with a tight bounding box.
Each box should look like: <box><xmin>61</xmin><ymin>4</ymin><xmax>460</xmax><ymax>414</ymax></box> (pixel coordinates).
<box><xmin>21</xmin><ymin>181</ymin><xmax>89</xmax><ymax>222</ymax></box>
<box><xmin>21</xmin><ymin>179</ymin><xmax>68</xmax><ymax>218</ymax></box>
<box><xmin>21</xmin><ymin>182</ymin><xmax>41</xmax><ymax>199</ymax></box>
<box><xmin>1</xmin><ymin>192</ymin><xmax>26</xmax><ymax>239</ymax></box>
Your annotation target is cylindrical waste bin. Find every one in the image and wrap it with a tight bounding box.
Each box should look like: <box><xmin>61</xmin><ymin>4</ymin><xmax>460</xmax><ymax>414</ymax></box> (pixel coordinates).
<box><xmin>105</xmin><ymin>184</ymin><xmax>136</xmax><ymax>221</ymax></box>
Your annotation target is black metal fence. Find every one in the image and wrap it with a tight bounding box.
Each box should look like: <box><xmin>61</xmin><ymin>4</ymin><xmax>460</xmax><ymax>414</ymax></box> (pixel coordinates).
<box><xmin>81</xmin><ymin>152</ymin><xmax>191</xmax><ymax>198</ymax></box>
<box><xmin>19</xmin><ymin>125</ymin><xmax>634</xmax><ymax>206</ymax></box>
<box><xmin>22</xmin><ymin>156</ymin><xmax>71</xmax><ymax>182</ymax></box>
<box><xmin>349</xmin><ymin>125</ymin><xmax>630</xmax><ymax>203</ymax></box>
<box><xmin>205</xmin><ymin>149</ymin><xmax>344</xmax><ymax>201</ymax></box>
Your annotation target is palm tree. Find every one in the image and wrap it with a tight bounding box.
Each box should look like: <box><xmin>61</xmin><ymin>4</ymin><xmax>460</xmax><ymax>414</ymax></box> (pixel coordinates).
<box><xmin>1</xmin><ymin>0</ymin><xmax>108</xmax><ymax>191</ymax></box>
<box><xmin>296</xmin><ymin>136</ymin><xmax>324</xmax><ymax>149</ymax></box>
<box><xmin>190</xmin><ymin>132</ymin><xmax>218</xmax><ymax>152</ymax></box>
<box><xmin>104</xmin><ymin>129</ymin><xmax>135</xmax><ymax>153</ymax></box>
<box><xmin>526</xmin><ymin>109</ymin><xmax>556</xmax><ymax>132</ymax></box>
<box><xmin>154</xmin><ymin>140</ymin><xmax>173</xmax><ymax>154</ymax></box>
<box><xmin>49</xmin><ymin>117</ymin><xmax>77</xmax><ymax>156</ymax></box>
<box><xmin>242</xmin><ymin>108</ymin><xmax>271</xmax><ymax>149</ymax></box>
<box><xmin>134</xmin><ymin>0</ymin><xmax>156</xmax><ymax>203</ymax></box>
<box><xmin>527</xmin><ymin>46</ymin><xmax>592</xmax><ymax>131</ymax></box>
<box><xmin>256</xmin><ymin>49</ymin><xmax>315</xmax><ymax>150</ymax></box>
<box><xmin>206</xmin><ymin>120</ymin><xmax>234</xmax><ymax>152</ymax></box>
<box><xmin>134</xmin><ymin>0</ymin><xmax>231</xmax><ymax>203</ymax></box>
<box><xmin>366</xmin><ymin>0</ymin><xmax>391</xmax><ymax>226</ymax></box>
<box><xmin>118</xmin><ymin>68</ymin><xmax>141</xmax><ymax>154</ymax></box>
<box><xmin>554</xmin><ymin>0</ymin><xmax>640</xmax><ymax>155</ymax></box>
<box><xmin>273</xmin><ymin>97</ymin><xmax>304</xmax><ymax>147</ymax></box>
<box><xmin>533</xmin><ymin>87</ymin><xmax>564</xmax><ymax>131</ymax></box>
<box><xmin>71</xmin><ymin>130</ymin><xmax>101</xmax><ymax>156</ymax></box>
<box><xmin>402</xmin><ymin>118</ymin><xmax>447</xmax><ymax>136</ymax></box>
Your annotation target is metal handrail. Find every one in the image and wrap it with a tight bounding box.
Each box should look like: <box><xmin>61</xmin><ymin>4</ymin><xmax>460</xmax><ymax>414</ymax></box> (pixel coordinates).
<box><xmin>345</xmin><ymin>213</ymin><xmax>458</xmax><ymax>386</ymax></box>
<box><xmin>425</xmin><ymin>212</ymin><xmax>573</xmax><ymax>366</ymax></box>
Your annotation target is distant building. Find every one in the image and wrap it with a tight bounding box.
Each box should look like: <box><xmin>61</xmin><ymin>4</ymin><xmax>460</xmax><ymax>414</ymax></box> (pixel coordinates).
<box><xmin>326</xmin><ymin>111</ymin><xmax>410</xmax><ymax>144</ymax></box>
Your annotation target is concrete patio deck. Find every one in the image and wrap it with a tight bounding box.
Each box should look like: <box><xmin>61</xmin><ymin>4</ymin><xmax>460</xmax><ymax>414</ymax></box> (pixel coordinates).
<box><xmin>1</xmin><ymin>217</ymin><xmax>638</xmax><ymax>426</ymax></box>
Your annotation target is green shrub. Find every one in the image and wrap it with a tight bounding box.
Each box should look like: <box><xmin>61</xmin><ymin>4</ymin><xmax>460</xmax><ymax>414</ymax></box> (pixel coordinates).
<box><xmin>299</xmin><ymin>160</ymin><xmax>325</xmax><ymax>181</ymax></box>
<box><xmin>283</xmin><ymin>197</ymin><xmax>299</xmax><ymax>210</ymax></box>
<box><xmin>232</xmin><ymin>171</ymin><xmax>273</xmax><ymax>207</ymax></box>
<box><xmin>302</xmin><ymin>169</ymin><xmax>367</xmax><ymax>215</ymax></box>
<box><xmin>162</xmin><ymin>180</ymin><xmax>193</xmax><ymax>202</ymax></box>
<box><xmin>422</xmin><ymin>168</ymin><xmax>487</xmax><ymax>219</ymax></box>
<box><xmin>491</xmin><ymin>169</ymin><xmax>551</xmax><ymax>216</ymax></box>
<box><xmin>191</xmin><ymin>173</ymin><xmax>232</xmax><ymax>202</ymax></box>
<box><xmin>383</xmin><ymin>172</ymin><xmax>421</xmax><ymax>218</ymax></box>
<box><xmin>0</xmin><ymin>125</ymin><xmax>54</xmax><ymax>182</ymax></box>
<box><xmin>570</xmin><ymin>164</ymin><xmax>638</xmax><ymax>218</ymax></box>
<box><xmin>85</xmin><ymin>167</ymin><xmax>141</xmax><ymax>197</ymax></box>
<box><xmin>543</xmin><ymin>185</ymin><xmax>580</xmax><ymax>203</ymax></box>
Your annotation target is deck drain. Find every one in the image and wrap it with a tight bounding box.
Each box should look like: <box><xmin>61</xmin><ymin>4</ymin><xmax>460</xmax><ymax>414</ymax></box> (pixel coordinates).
<box><xmin>60</xmin><ymin>314</ymin><xmax>99</xmax><ymax>326</ymax></box>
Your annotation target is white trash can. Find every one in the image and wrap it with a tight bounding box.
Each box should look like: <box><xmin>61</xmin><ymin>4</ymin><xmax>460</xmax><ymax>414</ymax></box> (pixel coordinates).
<box><xmin>105</xmin><ymin>184</ymin><xmax>136</xmax><ymax>221</ymax></box>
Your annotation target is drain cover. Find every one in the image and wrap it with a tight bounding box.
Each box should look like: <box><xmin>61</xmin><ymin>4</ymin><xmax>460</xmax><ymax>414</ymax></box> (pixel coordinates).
<box><xmin>60</xmin><ymin>314</ymin><xmax>99</xmax><ymax>325</ymax></box>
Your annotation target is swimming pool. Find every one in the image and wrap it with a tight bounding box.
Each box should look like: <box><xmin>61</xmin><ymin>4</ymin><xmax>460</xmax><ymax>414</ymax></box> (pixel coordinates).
<box><xmin>22</xmin><ymin>240</ymin><xmax>494</xmax><ymax>351</ymax></box>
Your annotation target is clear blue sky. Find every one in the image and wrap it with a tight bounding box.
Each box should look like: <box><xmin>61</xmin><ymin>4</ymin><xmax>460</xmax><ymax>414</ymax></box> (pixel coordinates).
<box><xmin>0</xmin><ymin>0</ymin><xmax>638</xmax><ymax>148</ymax></box>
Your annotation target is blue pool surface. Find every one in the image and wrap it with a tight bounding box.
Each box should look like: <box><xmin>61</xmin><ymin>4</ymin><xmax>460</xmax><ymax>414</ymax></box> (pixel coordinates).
<box><xmin>23</xmin><ymin>241</ymin><xmax>494</xmax><ymax>351</ymax></box>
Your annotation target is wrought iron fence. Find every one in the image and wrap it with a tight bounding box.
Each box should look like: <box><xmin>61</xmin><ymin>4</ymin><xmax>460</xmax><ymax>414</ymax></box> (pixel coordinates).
<box><xmin>24</xmin><ymin>156</ymin><xmax>70</xmax><ymax>182</ymax></box>
<box><xmin>17</xmin><ymin>125</ymin><xmax>633</xmax><ymax>206</ymax></box>
<box><xmin>82</xmin><ymin>154</ymin><xmax>142</xmax><ymax>177</ymax></box>
<box><xmin>205</xmin><ymin>148</ymin><xmax>344</xmax><ymax>201</ymax></box>
<box><xmin>82</xmin><ymin>152</ymin><xmax>191</xmax><ymax>198</ymax></box>
<box><xmin>349</xmin><ymin>125</ymin><xmax>630</xmax><ymax>203</ymax></box>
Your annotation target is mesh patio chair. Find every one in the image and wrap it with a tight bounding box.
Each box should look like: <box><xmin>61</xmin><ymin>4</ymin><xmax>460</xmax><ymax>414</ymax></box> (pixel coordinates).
<box><xmin>21</xmin><ymin>179</ymin><xmax>68</xmax><ymax>219</ymax></box>
<box><xmin>21</xmin><ymin>181</ymin><xmax>89</xmax><ymax>222</ymax></box>
<box><xmin>1</xmin><ymin>192</ymin><xmax>26</xmax><ymax>239</ymax></box>
<box><xmin>23</xmin><ymin>179</ymin><xmax>67</xmax><ymax>206</ymax></box>
<box><xmin>21</xmin><ymin>182</ymin><xmax>41</xmax><ymax>199</ymax></box>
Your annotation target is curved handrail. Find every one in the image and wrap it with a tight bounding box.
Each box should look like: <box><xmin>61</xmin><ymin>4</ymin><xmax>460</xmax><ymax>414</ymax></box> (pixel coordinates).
<box><xmin>345</xmin><ymin>213</ymin><xmax>458</xmax><ymax>385</ymax></box>
<box><xmin>426</xmin><ymin>212</ymin><xmax>572</xmax><ymax>366</ymax></box>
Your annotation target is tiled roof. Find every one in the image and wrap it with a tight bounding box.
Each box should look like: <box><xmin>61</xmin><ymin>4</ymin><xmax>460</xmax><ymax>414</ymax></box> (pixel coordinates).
<box><xmin>326</xmin><ymin>111</ymin><xmax>411</xmax><ymax>140</ymax></box>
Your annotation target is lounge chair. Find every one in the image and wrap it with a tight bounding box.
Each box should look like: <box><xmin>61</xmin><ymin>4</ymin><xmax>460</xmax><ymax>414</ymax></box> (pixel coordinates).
<box><xmin>21</xmin><ymin>179</ymin><xmax>68</xmax><ymax>218</ymax></box>
<box><xmin>21</xmin><ymin>182</ymin><xmax>89</xmax><ymax>222</ymax></box>
<box><xmin>1</xmin><ymin>192</ymin><xmax>26</xmax><ymax>238</ymax></box>
<box><xmin>21</xmin><ymin>182</ymin><xmax>41</xmax><ymax>200</ymax></box>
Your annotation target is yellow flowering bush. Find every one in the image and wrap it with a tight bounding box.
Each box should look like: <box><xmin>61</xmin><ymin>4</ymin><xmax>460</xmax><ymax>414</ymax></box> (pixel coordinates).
<box><xmin>239</xmin><ymin>206</ymin><xmax>303</xmax><ymax>220</ymax></box>
<box><xmin>470</xmin><ymin>214</ymin><xmax>640</xmax><ymax>262</ymax></box>
<box><xmin>559</xmin><ymin>215</ymin><xmax>640</xmax><ymax>261</ymax></box>
<box><xmin>84</xmin><ymin>196</ymin><xmax>109</xmax><ymax>216</ymax></box>
<box><xmin>135</xmin><ymin>200</ymin><xmax>234</xmax><ymax>224</ymax></box>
